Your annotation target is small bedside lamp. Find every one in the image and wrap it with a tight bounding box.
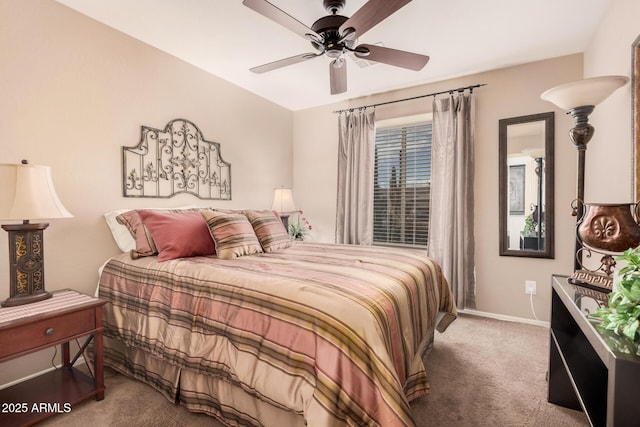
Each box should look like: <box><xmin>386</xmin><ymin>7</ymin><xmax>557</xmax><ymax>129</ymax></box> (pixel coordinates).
<box><xmin>0</xmin><ymin>161</ymin><xmax>73</xmax><ymax>307</ymax></box>
<box><xmin>271</xmin><ymin>187</ymin><xmax>296</xmax><ymax>231</ymax></box>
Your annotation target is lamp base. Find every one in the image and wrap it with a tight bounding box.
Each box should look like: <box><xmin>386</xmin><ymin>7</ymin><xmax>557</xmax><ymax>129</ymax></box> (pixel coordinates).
<box><xmin>2</xmin><ymin>222</ymin><xmax>51</xmax><ymax>307</ymax></box>
<box><xmin>1</xmin><ymin>291</ymin><xmax>52</xmax><ymax>307</ymax></box>
<box><xmin>568</xmin><ymin>269</ymin><xmax>613</xmax><ymax>293</ymax></box>
<box><xmin>280</xmin><ymin>214</ymin><xmax>290</xmax><ymax>233</ymax></box>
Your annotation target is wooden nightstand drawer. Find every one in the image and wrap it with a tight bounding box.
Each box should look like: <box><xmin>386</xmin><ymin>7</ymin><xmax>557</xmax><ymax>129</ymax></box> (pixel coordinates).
<box><xmin>0</xmin><ymin>307</ymin><xmax>95</xmax><ymax>359</ymax></box>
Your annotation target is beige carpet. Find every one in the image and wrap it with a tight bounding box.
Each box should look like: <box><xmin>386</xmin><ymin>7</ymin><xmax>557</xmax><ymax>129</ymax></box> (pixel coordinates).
<box><xmin>39</xmin><ymin>314</ymin><xmax>588</xmax><ymax>427</ymax></box>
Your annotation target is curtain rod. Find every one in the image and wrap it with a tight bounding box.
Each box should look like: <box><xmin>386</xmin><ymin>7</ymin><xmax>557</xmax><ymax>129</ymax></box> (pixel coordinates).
<box><xmin>332</xmin><ymin>83</ymin><xmax>487</xmax><ymax>114</ymax></box>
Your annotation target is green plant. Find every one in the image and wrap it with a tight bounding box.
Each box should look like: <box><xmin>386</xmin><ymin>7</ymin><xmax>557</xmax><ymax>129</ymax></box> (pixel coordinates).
<box><xmin>523</xmin><ymin>214</ymin><xmax>537</xmax><ymax>236</ymax></box>
<box><xmin>590</xmin><ymin>248</ymin><xmax>640</xmax><ymax>341</ymax></box>
<box><xmin>288</xmin><ymin>211</ymin><xmax>312</xmax><ymax>240</ymax></box>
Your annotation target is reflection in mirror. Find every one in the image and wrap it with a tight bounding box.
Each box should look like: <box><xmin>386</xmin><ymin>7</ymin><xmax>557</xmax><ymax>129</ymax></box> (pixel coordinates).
<box><xmin>499</xmin><ymin>112</ymin><xmax>554</xmax><ymax>258</ymax></box>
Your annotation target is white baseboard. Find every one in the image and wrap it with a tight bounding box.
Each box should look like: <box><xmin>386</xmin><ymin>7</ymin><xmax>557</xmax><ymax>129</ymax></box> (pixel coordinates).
<box><xmin>0</xmin><ymin>357</ymin><xmax>86</xmax><ymax>391</ymax></box>
<box><xmin>459</xmin><ymin>308</ymin><xmax>550</xmax><ymax>328</ymax></box>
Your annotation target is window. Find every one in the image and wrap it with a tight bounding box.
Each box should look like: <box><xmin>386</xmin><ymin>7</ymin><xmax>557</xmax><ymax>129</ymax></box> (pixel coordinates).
<box><xmin>373</xmin><ymin>119</ymin><xmax>432</xmax><ymax>248</ymax></box>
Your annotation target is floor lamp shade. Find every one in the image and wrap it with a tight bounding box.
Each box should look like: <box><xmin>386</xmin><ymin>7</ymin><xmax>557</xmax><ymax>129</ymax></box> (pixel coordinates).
<box><xmin>540</xmin><ymin>75</ymin><xmax>629</xmax><ymax>110</ymax></box>
<box><xmin>0</xmin><ymin>162</ymin><xmax>73</xmax><ymax>307</ymax></box>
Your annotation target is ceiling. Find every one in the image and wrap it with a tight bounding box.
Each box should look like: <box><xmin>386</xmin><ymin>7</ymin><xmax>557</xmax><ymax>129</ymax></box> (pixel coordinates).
<box><xmin>55</xmin><ymin>0</ymin><xmax>611</xmax><ymax>111</ymax></box>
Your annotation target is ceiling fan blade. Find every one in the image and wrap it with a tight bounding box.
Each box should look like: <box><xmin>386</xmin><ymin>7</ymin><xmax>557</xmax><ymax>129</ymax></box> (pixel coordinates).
<box><xmin>355</xmin><ymin>44</ymin><xmax>429</xmax><ymax>71</ymax></box>
<box><xmin>339</xmin><ymin>0</ymin><xmax>411</xmax><ymax>40</ymax></box>
<box><xmin>250</xmin><ymin>53</ymin><xmax>320</xmax><ymax>74</ymax></box>
<box><xmin>243</xmin><ymin>0</ymin><xmax>320</xmax><ymax>41</ymax></box>
<box><xmin>330</xmin><ymin>59</ymin><xmax>347</xmax><ymax>95</ymax></box>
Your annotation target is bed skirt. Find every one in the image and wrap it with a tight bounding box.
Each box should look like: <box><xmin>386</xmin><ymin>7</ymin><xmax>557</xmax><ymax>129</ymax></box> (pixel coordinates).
<box><xmin>104</xmin><ymin>336</ymin><xmax>307</xmax><ymax>427</ymax></box>
<box><xmin>104</xmin><ymin>328</ymin><xmax>436</xmax><ymax>427</ymax></box>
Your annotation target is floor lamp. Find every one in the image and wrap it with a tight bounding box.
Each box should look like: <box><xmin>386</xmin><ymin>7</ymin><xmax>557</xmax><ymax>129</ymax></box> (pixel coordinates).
<box><xmin>0</xmin><ymin>161</ymin><xmax>73</xmax><ymax>307</ymax></box>
<box><xmin>541</xmin><ymin>75</ymin><xmax>629</xmax><ymax>289</ymax></box>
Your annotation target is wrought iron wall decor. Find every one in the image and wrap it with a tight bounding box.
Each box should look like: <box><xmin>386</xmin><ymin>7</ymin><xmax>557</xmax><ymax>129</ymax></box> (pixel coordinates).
<box><xmin>123</xmin><ymin>119</ymin><xmax>231</xmax><ymax>199</ymax></box>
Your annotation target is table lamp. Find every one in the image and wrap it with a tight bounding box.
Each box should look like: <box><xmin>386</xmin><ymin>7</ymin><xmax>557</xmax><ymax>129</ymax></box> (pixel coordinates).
<box><xmin>0</xmin><ymin>161</ymin><xmax>73</xmax><ymax>307</ymax></box>
<box><xmin>271</xmin><ymin>187</ymin><xmax>296</xmax><ymax>231</ymax></box>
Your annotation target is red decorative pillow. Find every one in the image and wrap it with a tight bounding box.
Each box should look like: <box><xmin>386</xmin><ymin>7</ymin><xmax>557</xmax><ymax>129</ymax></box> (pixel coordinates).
<box><xmin>138</xmin><ymin>210</ymin><xmax>216</xmax><ymax>261</ymax></box>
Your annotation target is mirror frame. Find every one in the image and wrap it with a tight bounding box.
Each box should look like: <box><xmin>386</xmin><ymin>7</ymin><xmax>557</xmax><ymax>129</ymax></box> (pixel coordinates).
<box><xmin>499</xmin><ymin>112</ymin><xmax>555</xmax><ymax>258</ymax></box>
<box><xmin>633</xmin><ymin>35</ymin><xmax>640</xmax><ymax>201</ymax></box>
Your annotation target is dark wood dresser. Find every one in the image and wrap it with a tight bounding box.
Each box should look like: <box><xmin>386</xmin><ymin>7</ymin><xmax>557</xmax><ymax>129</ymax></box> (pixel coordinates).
<box><xmin>549</xmin><ymin>274</ymin><xmax>640</xmax><ymax>427</ymax></box>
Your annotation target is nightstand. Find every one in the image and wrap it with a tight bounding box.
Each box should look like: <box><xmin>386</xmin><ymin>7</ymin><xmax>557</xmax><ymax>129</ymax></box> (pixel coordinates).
<box><xmin>0</xmin><ymin>289</ymin><xmax>107</xmax><ymax>427</ymax></box>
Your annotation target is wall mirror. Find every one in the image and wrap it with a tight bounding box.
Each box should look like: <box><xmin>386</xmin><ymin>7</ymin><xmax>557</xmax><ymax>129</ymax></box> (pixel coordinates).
<box><xmin>499</xmin><ymin>112</ymin><xmax>555</xmax><ymax>258</ymax></box>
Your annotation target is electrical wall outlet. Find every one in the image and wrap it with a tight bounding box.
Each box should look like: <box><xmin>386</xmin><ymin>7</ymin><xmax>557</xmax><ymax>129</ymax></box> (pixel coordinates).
<box><xmin>525</xmin><ymin>280</ymin><xmax>537</xmax><ymax>295</ymax></box>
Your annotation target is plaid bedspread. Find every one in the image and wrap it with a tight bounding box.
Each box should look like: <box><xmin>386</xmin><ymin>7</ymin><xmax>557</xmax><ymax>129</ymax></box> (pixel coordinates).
<box><xmin>99</xmin><ymin>242</ymin><xmax>456</xmax><ymax>426</ymax></box>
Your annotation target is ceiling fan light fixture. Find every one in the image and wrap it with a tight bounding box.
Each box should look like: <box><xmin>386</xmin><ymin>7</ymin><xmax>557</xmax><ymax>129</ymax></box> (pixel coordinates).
<box><xmin>326</xmin><ymin>45</ymin><xmax>344</xmax><ymax>58</ymax></box>
<box><xmin>339</xmin><ymin>27</ymin><xmax>356</xmax><ymax>41</ymax></box>
<box><xmin>332</xmin><ymin>57</ymin><xmax>345</xmax><ymax>68</ymax></box>
<box><xmin>354</xmin><ymin>46</ymin><xmax>371</xmax><ymax>57</ymax></box>
<box><xmin>305</xmin><ymin>33</ymin><xmax>322</xmax><ymax>44</ymax></box>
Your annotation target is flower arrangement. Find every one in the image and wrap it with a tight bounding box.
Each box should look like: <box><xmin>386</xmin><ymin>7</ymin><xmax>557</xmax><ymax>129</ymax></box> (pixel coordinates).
<box><xmin>288</xmin><ymin>211</ymin><xmax>312</xmax><ymax>240</ymax></box>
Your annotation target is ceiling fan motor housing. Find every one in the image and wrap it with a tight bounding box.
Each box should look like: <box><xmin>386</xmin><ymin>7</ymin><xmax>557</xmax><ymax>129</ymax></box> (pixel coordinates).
<box><xmin>311</xmin><ymin>15</ymin><xmax>354</xmax><ymax>57</ymax></box>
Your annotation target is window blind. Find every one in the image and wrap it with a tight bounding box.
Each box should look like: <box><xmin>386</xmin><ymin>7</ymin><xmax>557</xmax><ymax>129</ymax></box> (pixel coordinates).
<box><xmin>373</xmin><ymin>122</ymin><xmax>432</xmax><ymax>248</ymax></box>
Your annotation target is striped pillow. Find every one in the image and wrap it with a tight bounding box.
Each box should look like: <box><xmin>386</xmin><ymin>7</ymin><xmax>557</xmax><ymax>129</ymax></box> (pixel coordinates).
<box><xmin>244</xmin><ymin>210</ymin><xmax>291</xmax><ymax>252</ymax></box>
<box><xmin>201</xmin><ymin>210</ymin><xmax>263</xmax><ymax>259</ymax></box>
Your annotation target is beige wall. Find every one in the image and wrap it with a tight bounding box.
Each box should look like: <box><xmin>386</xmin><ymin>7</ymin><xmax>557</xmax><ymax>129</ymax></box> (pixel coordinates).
<box><xmin>583</xmin><ymin>0</ymin><xmax>640</xmax><ymax>202</ymax></box>
<box><xmin>0</xmin><ymin>0</ymin><xmax>293</xmax><ymax>384</ymax></box>
<box><xmin>294</xmin><ymin>55</ymin><xmax>583</xmax><ymax>322</ymax></box>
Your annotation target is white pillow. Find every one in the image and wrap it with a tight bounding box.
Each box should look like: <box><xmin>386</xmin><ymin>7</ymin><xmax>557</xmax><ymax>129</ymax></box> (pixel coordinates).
<box><xmin>104</xmin><ymin>209</ymin><xmax>136</xmax><ymax>252</ymax></box>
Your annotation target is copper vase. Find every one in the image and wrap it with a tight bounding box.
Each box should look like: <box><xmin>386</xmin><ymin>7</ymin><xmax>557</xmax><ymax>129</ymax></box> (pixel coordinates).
<box><xmin>577</xmin><ymin>202</ymin><xmax>640</xmax><ymax>253</ymax></box>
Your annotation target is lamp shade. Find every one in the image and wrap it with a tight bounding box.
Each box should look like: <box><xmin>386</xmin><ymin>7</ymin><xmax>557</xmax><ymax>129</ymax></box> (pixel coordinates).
<box><xmin>0</xmin><ymin>163</ymin><xmax>73</xmax><ymax>221</ymax></box>
<box><xmin>271</xmin><ymin>187</ymin><xmax>296</xmax><ymax>212</ymax></box>
<box><xmin>540</xmin><ymin>75</ymin><xmax>629</xmax><ymax>110</ymax></box>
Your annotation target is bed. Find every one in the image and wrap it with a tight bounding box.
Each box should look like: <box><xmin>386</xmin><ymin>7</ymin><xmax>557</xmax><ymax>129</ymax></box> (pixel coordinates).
<box><xmin>99</xmin><ymin>208</ymin><xmax>457</xmax><ymax>427</ymax></box>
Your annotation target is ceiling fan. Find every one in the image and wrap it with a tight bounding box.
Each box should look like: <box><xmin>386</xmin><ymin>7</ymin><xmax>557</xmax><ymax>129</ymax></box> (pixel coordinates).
<box><xmin>243</xmin><ymin>0</ymin><xmax>430</xmax><ymax>95</ymax></box>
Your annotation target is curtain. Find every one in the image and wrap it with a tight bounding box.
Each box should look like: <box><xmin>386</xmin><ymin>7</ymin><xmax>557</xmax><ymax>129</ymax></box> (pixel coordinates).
<box><xmin>335</xmin><ymin>109</ymin><xmax>375</xmax><ymax>245</ymax></box>
<box><xmin>428</xmin><ymin>92</ymin><xmax>476</xmax><ymax>309</ymax></box>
